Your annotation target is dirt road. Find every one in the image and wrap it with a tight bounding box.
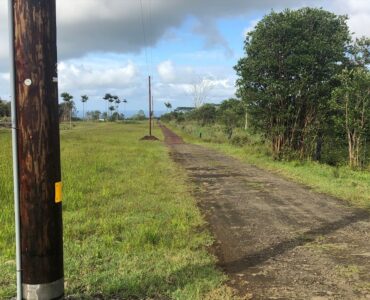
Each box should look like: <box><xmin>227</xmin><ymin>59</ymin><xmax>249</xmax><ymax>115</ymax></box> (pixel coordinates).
<box><xmin>160</xmin><ymin>125</ymin><xmax>370</xmax><ymax>300</ymax></box>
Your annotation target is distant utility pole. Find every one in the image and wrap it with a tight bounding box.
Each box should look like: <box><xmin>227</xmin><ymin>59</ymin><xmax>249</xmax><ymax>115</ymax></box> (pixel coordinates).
<box><xmin>149</xmin><ymin>75</ymin><xmax>152</xmax><ymax>136</ymax></box>
<box><xmin>152</xmin><ymin>95</ymin><xmax>154</xmax><ymax>129</ymax></box>
<box><xmin>9</xmin><ymin>0</ymin><xmax>64</xmax><ymax>299</ymax></box>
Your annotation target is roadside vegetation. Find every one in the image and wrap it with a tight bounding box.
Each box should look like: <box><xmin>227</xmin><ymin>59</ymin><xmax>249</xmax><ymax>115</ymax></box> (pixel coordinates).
<box><xmin>162</xmin><ymin>7</ymin><xmax>370</xmax><ymax>209</ymax></box>
<box><xmin>166</xmin><ymin>122</ymin><xmax>370</xmax><ymax>210</ymax></box>
<box><xmin>0</xmin><ymin>99</ymin><xmax>11</xmax><ymax>126</ymax></box>
<box><xmin>0</xmin><ymin>123</ymin><xmax>226</xmax><ymax>299</ymax></box>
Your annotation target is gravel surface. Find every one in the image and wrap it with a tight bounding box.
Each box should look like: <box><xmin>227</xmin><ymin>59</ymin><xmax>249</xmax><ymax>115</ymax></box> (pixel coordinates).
<box><xmin>160</xmin><ymin>124</ymin><xmax>370</xmax><ymax>300</ymax></box>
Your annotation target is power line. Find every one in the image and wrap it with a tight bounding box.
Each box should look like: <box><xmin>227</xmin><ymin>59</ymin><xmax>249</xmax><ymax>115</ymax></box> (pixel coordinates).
<box><xmin>148</xmin><ymin>0</ymin><xmax>154</xmax><ymax>76</ymax></box>
<box><xmin>139</xmin><ymin>0</ymin><xmax>155</xmax><ymax>122</ymax></box>
<box><xmin>139</xmin><ymin>0</ymin><xmax>149</xmax><ymax>75</ymax></box>
<box><xmin>147</xmin><ymin>0</ymin><xmax>155</xmax><ymax>116</ymax></box>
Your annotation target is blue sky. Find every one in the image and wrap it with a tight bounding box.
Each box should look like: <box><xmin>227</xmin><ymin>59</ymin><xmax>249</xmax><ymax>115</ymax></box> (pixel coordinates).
<box><xmin>0</xmin><ymin>0</ymin><xmax>369</xmax><ymax>116</ymax></box>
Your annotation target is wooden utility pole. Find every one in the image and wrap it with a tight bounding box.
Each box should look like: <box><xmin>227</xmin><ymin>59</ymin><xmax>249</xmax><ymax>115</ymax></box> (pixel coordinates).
<box><xmin>152</xmin><ymin>95</ymin><xmax>154</xmax><ymax>129</ymax></box>
<box><xmin>149</xmin><ymin>75</ymin><xmax>152</xmax><ymax>136</ymax></box>
<box><xmin>10</xmin><ymin>0</ymin><xmax>64</xmax><ymax>299</ymax></box>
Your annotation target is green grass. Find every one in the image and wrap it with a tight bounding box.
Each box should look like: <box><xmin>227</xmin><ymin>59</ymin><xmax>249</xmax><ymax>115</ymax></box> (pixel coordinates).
<box><xmin>167</xmin><ymin>122</ymin><xmax>370</xmax><ymax>210</ymax></box>
<box><xmin>0</xmin><ymin>122</ymin><xmax>226</xmax><ymax>299</ymax></box>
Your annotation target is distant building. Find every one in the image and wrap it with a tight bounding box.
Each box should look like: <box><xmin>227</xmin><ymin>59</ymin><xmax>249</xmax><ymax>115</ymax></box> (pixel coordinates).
<box><xmin>206</xmin><ymin>103</ymin><xmax>221</xmax><ymax>108</ymax></box>
<box><xmin>174</xmin><ymin>107</ymin><xmax>195</xmax><ymax>113</ymax></box>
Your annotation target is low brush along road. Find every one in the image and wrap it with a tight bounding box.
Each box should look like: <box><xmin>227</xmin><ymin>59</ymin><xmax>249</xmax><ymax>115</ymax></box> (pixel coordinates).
<box><xmin>159</xmin><ymin>124</ymin><xmax>370</xmax><ymax>300</ymax></box>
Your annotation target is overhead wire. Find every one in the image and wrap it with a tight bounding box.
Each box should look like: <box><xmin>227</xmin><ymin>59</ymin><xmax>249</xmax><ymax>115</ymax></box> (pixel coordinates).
<box><xmin>148</xmin><ymin>0</ymin><xmax>155</xmax><ymax>117</ymax></box>
<box><xmin>139</xmin><ymin>0</ymin><xmax>156</xmax><ymax>118</ymax></box>
<box><xmin>139</xmin><ymin>0</ymin><xmax>149</xmax><ymax>75</ymax></box>
<box><xmin>148</xmin><ymin>0</ymin><xmax>154</xmax><ymax>77</ymax></box>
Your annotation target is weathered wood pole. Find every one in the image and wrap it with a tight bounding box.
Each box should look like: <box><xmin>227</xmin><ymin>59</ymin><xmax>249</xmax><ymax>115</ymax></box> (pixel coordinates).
<box><xmin>10</xmin><ymin>0</ymin><xmax>64</xmax><ymax>298</ymax></box>
<box><xmin>149</xmin><ymin>75</ymin><xmax>152</xmax><ymax>136</ymax></box>
<box><xmin>152</xmin><ymin>95</ymin><xmax>154</xmax><ymax>129</ymax></box>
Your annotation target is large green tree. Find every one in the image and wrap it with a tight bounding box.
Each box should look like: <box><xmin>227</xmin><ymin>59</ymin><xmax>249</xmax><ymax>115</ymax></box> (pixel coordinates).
<box><xmin>235</xmin><ymin>8</ymin><xmax>350</xmax><ymax>158</ymax></box>
<box><xmin>193</xmin><ymin>104</ymin><xmax>217</xmax><ymax>126</ymax></box>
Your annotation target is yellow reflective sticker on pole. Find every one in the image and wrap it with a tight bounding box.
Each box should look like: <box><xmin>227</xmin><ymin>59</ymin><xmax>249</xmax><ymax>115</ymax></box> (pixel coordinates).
<box><xmin>55</xmin><ymin>182</ymin><xmax>62</xmax><ymax>203</ymax></box>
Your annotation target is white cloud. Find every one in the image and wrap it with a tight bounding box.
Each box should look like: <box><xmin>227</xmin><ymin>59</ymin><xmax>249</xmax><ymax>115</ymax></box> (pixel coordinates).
<box><xmin>1</xmin><ymin>73</ymin><xmax>9</xmax><ymax>81</ymax></box>
<box><xmin>157</xmin><ymin>60</ymin><xmax>198</xmax><ymax>84</ymax></box>
<box><xmin>53</xmin><ymin>60</ymin><xmax>143</xmax><ymax>114</ymax></box>
<box><xmin>317</xmin><ymin>0</ymin><xmax>370</xmax><ymax>37</ymax></box>
<box><xmin>243</xmin><ymin>19</ymin><xmax>260</xmax><ymax>37</ymax></box>
<box><xmin>157</xmin><ymin>60</ymin><xmax>176</xmax><ymax>82</ymax></box>
<box><xmin>344</xmin><ymin>0</ymin><xmax>370</xmax><ymax>37</ymax></box>
<box><xmin>153</xmin><ymin>65</ymin><xmax>236</xmax><ymax>108</ymax></box>
<box><xmin>58</xmin><ymin>61</ymin><xmax>138</xmax><ymax>90</ymax></box>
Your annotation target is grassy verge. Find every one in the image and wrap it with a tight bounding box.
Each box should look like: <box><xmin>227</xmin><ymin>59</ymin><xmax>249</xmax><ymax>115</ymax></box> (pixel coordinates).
<box><xmin>167</xmin><ymin>122</ymin><xmax>370</xmax><ymax>210</ymax></box>
<box><xmin>0</xmin><ymin>122</ymin><xmax>226</xmax><ymax>299</ymax></box>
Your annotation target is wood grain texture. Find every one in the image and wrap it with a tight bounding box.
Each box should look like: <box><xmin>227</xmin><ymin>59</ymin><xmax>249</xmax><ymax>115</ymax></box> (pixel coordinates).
<box><xmin>12</xmin><ymin>0</ymin><xmax>63</xmax><ymax>284</ymax></box>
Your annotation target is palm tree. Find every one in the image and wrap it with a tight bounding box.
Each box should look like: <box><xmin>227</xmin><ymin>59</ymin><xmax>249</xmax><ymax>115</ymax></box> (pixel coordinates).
<box><xmin>122</xmin><ymin>99</ymin><xmax>127</xmax><ymax>119</ymax></box>
<box><xmin>103</xmin><ymin>93</ymin><xmax>112</xmax><ymax>119</ymax></box>
<box><xmin>164</xmin><ymin>101</ymin><xmax>172</xmax><ymax>113</ymax></box>
<box><xmin>109</xmin><ymin>95</ymin><xmax>117</xmax><ymax>118</ymax></box>
<box><xmin>61</xmin><ymin>92</ymin><xmax>74</xmax><ymax>128</ymax></box>
<box><xmin>81</xmin><ymin>95</ymin><xmax>88</xmax><ymax>121</ymax></box>
<box><xmin>115</xmin><ymin>97</ymin><xmax>121</xmax><ymax>121</ymax></box>
<box><xmin>109</xmin><ymin>105</ymin><xmax>115</xmax><ymax>120</ymax></box>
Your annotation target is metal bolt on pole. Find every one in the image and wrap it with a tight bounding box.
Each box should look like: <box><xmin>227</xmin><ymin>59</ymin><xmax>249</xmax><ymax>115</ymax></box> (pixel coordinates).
<box><xmin>9</xmin><ymin>0</ymin><xmax>64</xmax><ymax>299</ymax></box>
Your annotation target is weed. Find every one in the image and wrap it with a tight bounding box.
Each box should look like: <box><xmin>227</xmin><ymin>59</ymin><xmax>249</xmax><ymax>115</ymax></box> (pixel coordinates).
<box><xmin>332</xmin><ymin>167</ymin><xmax>340</xmax><ymax>178</ymax></box>
<box><xmin>335</xmin><ymin>265</ymin><xmax>360</xmax><ymax>279</ymax></box>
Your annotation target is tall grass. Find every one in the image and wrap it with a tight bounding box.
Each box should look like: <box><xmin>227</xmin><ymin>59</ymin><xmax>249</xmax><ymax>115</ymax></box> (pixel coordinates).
<box><xmin>168</xmin><ymin>122</ymin><xmax>370</xmax><ymax>210</ymax></box>
<box><xmin>0</xmin><ymin>123</ymin><xmax>226</xmax><ymax>299</ymax></box>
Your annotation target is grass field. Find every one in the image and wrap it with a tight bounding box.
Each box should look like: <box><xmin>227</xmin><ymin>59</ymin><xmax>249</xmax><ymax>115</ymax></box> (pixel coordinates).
<box><xmin>0</xmin><ymin>122</ymin><xmax>227</xmax><ymax>299</ymax></box>
<box><xmin>167</xmin><ymin>122</ymin><xmax>370</xmax><ymax>210</ymax></box>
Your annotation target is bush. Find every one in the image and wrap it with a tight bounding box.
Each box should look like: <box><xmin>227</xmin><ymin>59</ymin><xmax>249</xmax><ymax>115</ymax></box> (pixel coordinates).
<box><xmin>230</xmin><ymin>135</ymin><xmax>250</xmax><ymax>147</ymax></box>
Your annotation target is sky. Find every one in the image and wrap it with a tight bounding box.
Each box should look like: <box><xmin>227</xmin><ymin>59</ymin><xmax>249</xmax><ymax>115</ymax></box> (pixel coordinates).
<box><xmin>0</xmin><ymin>0</ymin><xmax>369</xmax><ymax>116</ymax></box>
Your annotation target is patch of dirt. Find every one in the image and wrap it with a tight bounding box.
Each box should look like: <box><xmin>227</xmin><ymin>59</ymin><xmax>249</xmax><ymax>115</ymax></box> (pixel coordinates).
<box><xmin>158</xmin><ymin>123</ymin><xmax>184</xmax><ymax>144</ymax></box>
<box><xmin>140</xmin><ymin>135</ymin><xmax>159</xmax><ymax>141</ymax></box>
<box><xmin>160</xmin><ymin>125</ymin><xmax>370</xmax><ymax>300</ymax></box>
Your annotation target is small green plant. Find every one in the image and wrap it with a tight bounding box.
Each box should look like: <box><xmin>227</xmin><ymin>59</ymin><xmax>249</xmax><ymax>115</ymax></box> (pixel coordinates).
<box><xmin>335</xmin><ymin>265</ymin><xmax>360</xmax><ymax>279</ymax></box>
<box><xmin>332</xmin><ymin>167</ymin><xmax>340</xmax><ymax>178</ymax></box>
<box><xmin>230</xmin><ymin>134</ymin><xmax>249</xmax><ymax>147</ymax></box>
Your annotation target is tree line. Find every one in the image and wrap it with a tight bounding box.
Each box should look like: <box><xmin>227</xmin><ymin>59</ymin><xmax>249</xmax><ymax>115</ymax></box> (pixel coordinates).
<box><xmin>59</xmin><ymin>92</ymin><xmax>128</xmax><ymax>126</ymax></box>
<box><xmin>163</xmin><ymin>8</ymin><xmax>370</xmax><ymax>169</ymax></box>
<box><xmin>161</xmin><ymin>99</ymin><xmax>246</xmax><ymax>139</ymax></box>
